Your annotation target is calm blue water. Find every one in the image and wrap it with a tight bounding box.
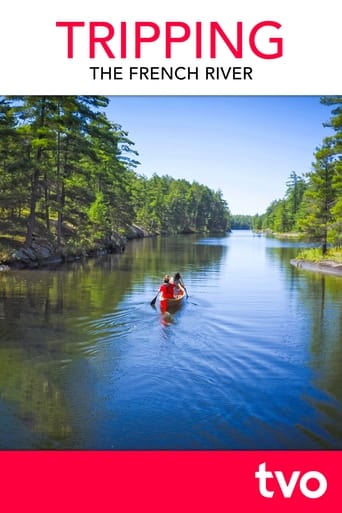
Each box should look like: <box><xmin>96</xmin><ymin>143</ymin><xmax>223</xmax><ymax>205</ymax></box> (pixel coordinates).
<box><xmin>0</xmin><ymin>231</ymin><xmax>341</xmax><ymax>449</ymax></box>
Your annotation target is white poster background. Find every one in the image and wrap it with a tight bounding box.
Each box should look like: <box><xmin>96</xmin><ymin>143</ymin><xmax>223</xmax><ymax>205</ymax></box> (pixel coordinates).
<box><xmin>0</xmin><ymin>0</ymin><xmax>341</xmax><ymax>94</ymax></box>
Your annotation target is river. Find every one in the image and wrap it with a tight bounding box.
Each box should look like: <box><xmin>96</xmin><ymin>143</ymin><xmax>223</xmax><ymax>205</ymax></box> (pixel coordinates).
<box><xmin>0</xmin><ymin>230</ymin><xmax>341</xmax><ymax>449</ymax></box>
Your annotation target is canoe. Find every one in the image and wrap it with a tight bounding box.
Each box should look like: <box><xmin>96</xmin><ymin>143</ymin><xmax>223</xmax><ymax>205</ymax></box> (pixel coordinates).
<box><xmin>166</xmin><ymin>288</ymin><xmax>186</xmax><ymax>306</ymax></box>
<box><xmin>162</xmin><ymin>288</ymin><xmax>186</xmax><ymax>313</ymax></box>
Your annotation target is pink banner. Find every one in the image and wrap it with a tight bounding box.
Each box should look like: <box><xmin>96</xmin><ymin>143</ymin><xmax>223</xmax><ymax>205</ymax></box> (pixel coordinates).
<box><xmin>0</xmin><ymin>451</ymin><xmax>339</xmax><ymax>512</ymax></box>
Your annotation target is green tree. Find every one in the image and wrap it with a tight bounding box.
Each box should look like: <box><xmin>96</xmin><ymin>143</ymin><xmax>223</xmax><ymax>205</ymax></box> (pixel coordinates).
<box><xmin>0</xmin><ymin>95</ymin><xmax>233</xmax><ymax>260</ymax></box>
<box><xmin>285</xmin><ymin>171</ymin><xmax>307</xmax><ymax>229</ymax></box>
<box><xmin>258</xmin><ymin>97</ymin><xmax>341</xmax><ymax>248</ymax></box>
<box><xmin>319</xmin><ymin>96</ymin><xmax>342</xmax><ymax>247</ymax></box>
<box><xmin>296</xmin><ymin>97</ymin><xmax>342</xmax><ymax>252</ymax></box>
<box><xmin>231</xmin><ymin>215</ymin><xmax>253</xmax><ymax>229</ymax></box>
<box><xmin>9</xmin><ymin>96</ymin><xmax>57</xmax><ymax>247</ymax></box>
<box><xmin>252</xmin><ymin>214</ymin><xmax>263</xmax><ymax>231</ymax></box>
<box><xmin>0</xmin><ymin>98</ymin><xmax>28</xmax><ymax>220</ymax></box>
<box><xmin>296</xmin><ymin>158</ymin><xmax>336</xmax><ymax>253</ymax></box>
<box><xmin>51</xmin><ymin>96</ymin><xmax>110</xmax><ymax>243</ymax></box>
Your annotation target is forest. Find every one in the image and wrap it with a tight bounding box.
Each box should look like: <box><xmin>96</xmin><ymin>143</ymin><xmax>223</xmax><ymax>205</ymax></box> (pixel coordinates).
<box><xmin>1</xmin><ymin>96</ymin><xmax>341</xmax><ymax>266</ymax></box>
<box><xmin>252</xmin><ymin>96</ymin><xmax>342</xmax><ymax>253</ymax></box>
<box><xmin>0</xmin><ymin>96</ymin><xmax>231</xmax><ymax>264</ymax></box>
<box><xmin>231</xmin><ymin>215</ymin><xmax>253</xmax><ymax>229</ymax></box>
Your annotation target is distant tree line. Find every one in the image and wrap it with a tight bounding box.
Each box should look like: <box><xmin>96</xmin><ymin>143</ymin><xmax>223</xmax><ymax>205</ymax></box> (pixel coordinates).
<box><xmin>0</xmin><ymin>96</ymin><xmax>231</xmax><ymax>252</ymax></box>
<box><xmin>252</xmin><ymin>97</ymin><xmax>342</xmax><ymax>253</ymax></box>
<box><xmin>132</xmin><ymin>173</ymin><xmax>231</xmax><ymax>234</ymax></box>
<box><xmin>231</xmin><ymin>215</ymin><xmax>253</xmax><ymax>229</ymax></box>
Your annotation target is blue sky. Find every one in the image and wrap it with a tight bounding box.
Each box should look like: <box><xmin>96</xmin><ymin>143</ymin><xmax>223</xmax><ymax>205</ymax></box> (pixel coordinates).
<box><xmin>107</xmin><ymin>97</ymin><xmax>333</xmax><ymax>215</ymax></box>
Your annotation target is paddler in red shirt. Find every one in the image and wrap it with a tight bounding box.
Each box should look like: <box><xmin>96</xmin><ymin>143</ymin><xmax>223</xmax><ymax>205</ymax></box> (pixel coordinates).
<box><xmin>159</xmin><ymin>274</ymin><xmax>174</xmax><ymax>313</ymax></box>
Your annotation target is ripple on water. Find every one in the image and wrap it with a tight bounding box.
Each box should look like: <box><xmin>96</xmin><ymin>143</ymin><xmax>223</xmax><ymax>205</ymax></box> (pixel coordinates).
<box><xmin>1</xmin><ymin>232</ymin><xmax>342</xmax><ymax>450</ymax></box>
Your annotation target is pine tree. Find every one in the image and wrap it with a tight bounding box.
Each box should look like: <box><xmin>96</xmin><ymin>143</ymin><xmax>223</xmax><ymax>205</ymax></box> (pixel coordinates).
<box><xmin>296</xmin><ymin>158</ymin><xmax>336</xmax><ymax>253</ymax></box>
<box><xmin>297</xmin><ymin>97</ymin><xmax>342</xmax><ymax>252</ymax></box>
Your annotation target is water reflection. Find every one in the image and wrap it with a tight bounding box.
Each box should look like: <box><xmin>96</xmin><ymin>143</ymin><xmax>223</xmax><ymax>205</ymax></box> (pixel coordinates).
<box><xmin>0</xmin><ymin>235</ymin><xmax>226</xmax><ymax>447</ymax></box>
<box><xmin>299</xmin><ymin>274</ymin><xmax>342</xmax><ymax>402</ymax></box>
<box><xmin>0</xmin><ymin>232</ymin><xmax>341</xmax><ymax>449</ymax></box>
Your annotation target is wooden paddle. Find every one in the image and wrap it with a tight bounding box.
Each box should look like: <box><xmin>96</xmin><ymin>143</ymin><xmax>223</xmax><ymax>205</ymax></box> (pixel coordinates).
<box><xmin>150</xmin><ymin>291</ymin><xmax>159</xmax><ymax>306</ymax></box>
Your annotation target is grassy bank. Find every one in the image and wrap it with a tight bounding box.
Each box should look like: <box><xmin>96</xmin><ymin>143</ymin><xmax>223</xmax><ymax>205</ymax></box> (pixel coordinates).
<box><xmin>296</xmin><ymin>247</ymin><xmax>342</xmax><ymax>264</ymax></box>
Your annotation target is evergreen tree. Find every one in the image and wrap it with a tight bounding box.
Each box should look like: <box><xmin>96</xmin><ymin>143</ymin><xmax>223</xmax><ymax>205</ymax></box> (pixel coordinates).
<box><xmin>318</xmin><ymin>96</ymin><xmax>342</xmax><ymax>247</ymax></box>
<box><xmin>258</xmin><ymin>97</ymin><xmax>341</xmax><ymax>249</ymax></box>
<box><xmin>0</xmin><ymin>95</ymin><xmax>232</xmax><ymax>262</ymax></box>
<box><xmin>285</xmin><ymin>171</ymin><xmax>307</xmax><ymax>229</ymax></box>
<box><xmin>231</xmin><ymin>215</ymin><xmax>252</xmax><ymax>229</ymax></box>
<box><xmin>296</xmin><ymin>97</ymin><xmax>342</xmax><ymax>252</ymax></box>
<box><xmin>296</xmin><ymin>158</ymin><xmax>336</xmax><ymax>252</ymax></box>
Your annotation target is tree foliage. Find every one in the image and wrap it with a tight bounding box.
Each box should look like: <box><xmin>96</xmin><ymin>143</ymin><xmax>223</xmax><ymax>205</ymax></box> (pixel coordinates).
<box><xmin>0</xmin><ymin>96</ymin><xmax>231</xmax><ymax>256</ymax></box>
<box><xmin>133</xmin><ymin>174</ymin><xmax>231</xmax><ymax>234</ymax></box>
<box><xmin>253</xmin><ymin>97</ymin><xmax>342</xmax><ymax>252</ymax></box>
<box><xmin>231</xmin><ymin>215</ymin><xmax>253</xmax><ymax>229</ymax></box>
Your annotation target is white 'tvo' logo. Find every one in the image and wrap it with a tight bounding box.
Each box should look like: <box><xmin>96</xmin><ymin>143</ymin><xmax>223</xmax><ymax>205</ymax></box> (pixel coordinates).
<box><xmin>255</xmin><ymin>462</ymin><xmax>328</xmax><ymax>499</ymax></box>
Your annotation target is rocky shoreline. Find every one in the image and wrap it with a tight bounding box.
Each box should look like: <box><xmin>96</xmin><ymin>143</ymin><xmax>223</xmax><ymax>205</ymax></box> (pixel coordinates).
<box><xmin>290</xmin><ymin>258</ymin><xmax>342</xmax><ymax>278</ymax></box>
<box><xmin>0</xmin><ymin>224</ymin><xmax>153</xmax><ymax>272</ymax></box>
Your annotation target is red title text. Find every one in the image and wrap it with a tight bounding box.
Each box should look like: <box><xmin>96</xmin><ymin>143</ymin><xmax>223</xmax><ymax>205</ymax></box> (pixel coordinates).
<box><xmin>55</xmin><ymin>21</ymin><xmax>283</xmax><ymax>60</ymax></box>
